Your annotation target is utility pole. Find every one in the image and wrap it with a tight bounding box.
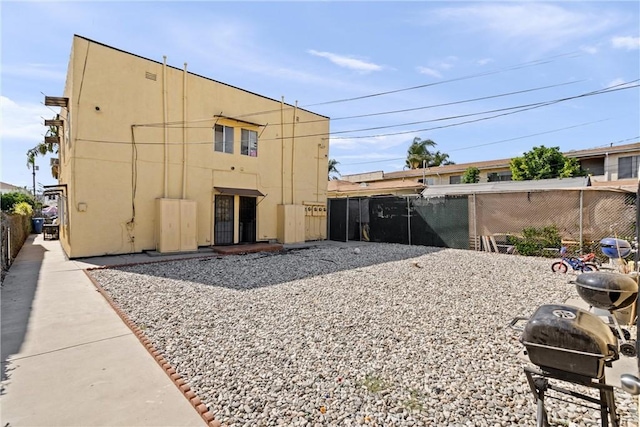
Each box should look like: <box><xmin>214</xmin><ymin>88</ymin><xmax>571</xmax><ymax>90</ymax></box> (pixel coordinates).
<box><xmin>31</xmin><ymin>163</ymin><xmax>39</xmax><ymax>199</ymax></box>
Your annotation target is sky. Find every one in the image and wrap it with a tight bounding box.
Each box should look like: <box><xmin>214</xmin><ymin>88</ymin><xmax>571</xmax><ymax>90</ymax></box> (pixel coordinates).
<box><xmin>1</xmin><ymin>1</ymin><xmax>639</xmax><ymax>191</ymax></box>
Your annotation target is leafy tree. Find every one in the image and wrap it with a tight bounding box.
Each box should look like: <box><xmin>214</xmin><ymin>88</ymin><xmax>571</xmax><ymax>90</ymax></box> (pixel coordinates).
<box><xmin>328</xmin><ymin>158</ymin><xmax>340</xmax><ymax>180</ymax></box>
<box><xmin>1</xmin><ymin>191</ymin><xmax>35</xmax><ymax>212</ymax></box>
<box><xmin>462</xmin><ymin>167</ymin><xmax>480</xmax><ymax>183</ymax></box>
<box><xmin>405</xmin><ymin>137</ymin><xmax>454</xmax><ymax>169</ymax></box>
<box><xmin>510</xmin><ymin>145</ymin><xmax>585</xmax><ymax>181</ymax></box>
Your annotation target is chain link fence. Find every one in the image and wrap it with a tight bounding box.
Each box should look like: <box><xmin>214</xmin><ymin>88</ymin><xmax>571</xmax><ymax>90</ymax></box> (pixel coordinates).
<box><xmin>328</xmin><ymin>188</ymin><xmax>635</xmax><ymax>259</ymax></box>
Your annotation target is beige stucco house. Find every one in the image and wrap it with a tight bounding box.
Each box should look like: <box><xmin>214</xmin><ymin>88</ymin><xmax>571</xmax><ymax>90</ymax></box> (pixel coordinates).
<box><xmin>46</xmin><ymin>35</ymin><xmax>329</xmax><ymax>258</ymax></box>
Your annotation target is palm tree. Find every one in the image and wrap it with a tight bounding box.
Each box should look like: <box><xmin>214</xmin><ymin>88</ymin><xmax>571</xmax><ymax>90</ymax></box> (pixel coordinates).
<box><xmin>26</xmin><ymin>115</ymin><xmax>60</xmax><ymax>179</ymax></box>
<box><xmin>328</xmin><ymin>158</ymin><xmax>340</xmax><ymax>180</ymax></box>
<box><xmin>429</xmin><ymin>151</ymin><xmax>454</xmax><ymax>167</ymax></box>
<box><xmin>405</xmin><ymin>137</ymin><xmax>436</xmax><ymax>169</ymax></box>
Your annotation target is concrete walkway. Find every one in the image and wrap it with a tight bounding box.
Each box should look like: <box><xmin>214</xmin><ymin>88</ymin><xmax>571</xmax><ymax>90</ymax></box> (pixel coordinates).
<box><xmin>1</xmin><ymin>234</ymin><xmax>206</xmax><ymax>427</ymax></box>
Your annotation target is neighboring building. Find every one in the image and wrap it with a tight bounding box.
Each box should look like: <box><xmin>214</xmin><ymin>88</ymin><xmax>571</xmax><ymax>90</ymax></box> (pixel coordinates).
<box><xmin>337</xmin><ymin>142</ymin><xmax>640</xmax><ymax>193</ymax></box>
<box><xmin>47</xmin><ymin>35</ymin><xmax>329</xmax><ymax>258</ymax></box>
<box><xmin>327</xmin><ymin>175</ymin><xmax>424</xmax><ymax>198</ymax></box>
<box><xmin>0</xmin><ymin>182</ymin><xmax>31</xmax><ymax>196</ymax></box>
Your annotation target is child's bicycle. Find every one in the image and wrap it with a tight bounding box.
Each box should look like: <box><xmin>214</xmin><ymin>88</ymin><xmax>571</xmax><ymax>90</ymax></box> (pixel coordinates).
<box><xmin>551</xmin><ymin>246</ymin><xmax>599</xmax><ymax>273</ymax></box>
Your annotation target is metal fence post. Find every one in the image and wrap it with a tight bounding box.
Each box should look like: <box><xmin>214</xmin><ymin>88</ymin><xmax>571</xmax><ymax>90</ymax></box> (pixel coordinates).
<box><xmin>345</xmin><ymin>196</ymin><xmax>349</xmax><ymax>242</ymax></box>
<box><xmin>327</xmin><ymin>199</ymin><xmax>331</xmax><ymax>241</ymax></box>
<box><xmin>472</xmin><ymin>194</ymin><xmax>478</xmax><ymax>251</ymax></box>
<box><xmin>579</xmin><ymin>190</ymin><xmax>584</xmax><ymax>254</ymax></box>
<box><xmin>359</xmin><ymin>198</ymin><xmax>362</xmax><ymax>241</ymax></box>
<box><xmin>407</xmin><ymin>197</ymin><xmax>412</xmax><ymax>246</ymax></box>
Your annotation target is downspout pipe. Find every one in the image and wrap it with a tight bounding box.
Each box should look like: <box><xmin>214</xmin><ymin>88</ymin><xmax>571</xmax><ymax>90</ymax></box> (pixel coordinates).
<box><xmin>291</xmin><ymin>100</ymin><xmax>298</xmax><ymax>205</ymax></box>
<box><xmin>162</xmin><ymin>56</ymin><xmax>168</xmax><ymax>199</ymax></box>
<box><xmin>182</xmin><ymin>62</ymin><xmax>188</xmax><ymax>199</ymax></box>
<box><xmin>281</xmin><ymin>96</ymin><xmax>285</xmax><ymax>205</ymax></box>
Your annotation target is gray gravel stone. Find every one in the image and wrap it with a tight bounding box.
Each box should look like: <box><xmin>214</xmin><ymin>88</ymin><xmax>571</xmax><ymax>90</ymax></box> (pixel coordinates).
<box><xmin>89</xmin><ymin>243</ymin><xmax>639</xmax><ymax>427</ymax></box>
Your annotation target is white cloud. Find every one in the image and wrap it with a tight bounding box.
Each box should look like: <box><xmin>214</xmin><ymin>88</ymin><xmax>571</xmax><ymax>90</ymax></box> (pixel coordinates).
<box><xmin>162</xmin><ymin>21</ymin><xmax>378</xmax><ymax>95</ymax></box>
<box><xmin>0</xmin><ymin>96</ymin><xmax>52</xmax><ymax>142</ymax></box>
<box><xmin>307</xmin><ymin>50</ymin><xmax>383</xmax><ymax>73</ymax></box>
<box><xmin>432</xmin><ymin>57</ymin><xmax>458</xmax><ymax>70</ymax></box>
<box><xmin>606</xmin><ymin>78</ymin><xmax>626</xmax><ymax>88</ymax></box>
<box><xmin>416</xmin><ymin>67</ymin><xmax>442</xmax><ymax>79</ymax></box>
<box><xmin>329</xmin><ymin>133</ymin><xmax>412</xmax><ymax>151</ymax></box>
<box><xmin>431</xmin><ymin>4</ymin><xmax>617</xmax><ymax>53</ymax></box>
<box><xmin>611</xmin><ymin>36</ymin><xmax>640</xmax><ymax>50</ymax></box>
<box><xmin>580</xmin><ymin>45</ymin><xmax>599</xmax><ymax>54</ymax></box>
<box><xmin>477</xmin><ymin>58</ymin><xmax>493</xmax><ymax>66</ymax></box>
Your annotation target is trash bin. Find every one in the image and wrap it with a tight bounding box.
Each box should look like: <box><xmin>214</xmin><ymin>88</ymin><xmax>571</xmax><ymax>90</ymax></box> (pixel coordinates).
<box><xmin>32</xmin><ymin>217</ymin><xmax>44</xmax><ymax>234</ymax></box>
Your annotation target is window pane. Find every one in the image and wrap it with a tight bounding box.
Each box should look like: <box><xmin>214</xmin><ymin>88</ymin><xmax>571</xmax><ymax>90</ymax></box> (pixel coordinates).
<box><xmin>619</xmin><ymin>156</ymin><xmax>632</xmax><ymax>179</ymax></box>
<box><xmin>214</xmin><ymin>125</ymin><xmax>224</xmax><ymax>152</ymax></box>
<box><xmin>241</xmin><ymin>129</ymin><xmax>249</xmax><ymax>155</ymax></box>
<box><xmin>449</xmin><ymin>175</ymin><xmax>461</xmax><ymax>184</ymax></box>
<box><xmin>214</xmin><ymin>125</ymin><xmax>234</xmax><ymax>153</ymax></box>
<box><xmin>224</xmin><ymin>126</ymin><xmax>234</xmax><ymax>154</ymax></box>
<box><xmin>241</xmin><ymin>129</ymin><xmax>258</xmax><ymax>157</ymax></box>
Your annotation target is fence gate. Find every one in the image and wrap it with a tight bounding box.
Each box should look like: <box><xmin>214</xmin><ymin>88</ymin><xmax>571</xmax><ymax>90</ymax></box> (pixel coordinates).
<box><xmin>328</xmin><ymin>198</ymin><xmax>348</xmax><ymax>242</ymax></box>
<box><xmin>411</xmin><ymin>195</ymin><xmax>469</xmax><ymax>249</ymax></box>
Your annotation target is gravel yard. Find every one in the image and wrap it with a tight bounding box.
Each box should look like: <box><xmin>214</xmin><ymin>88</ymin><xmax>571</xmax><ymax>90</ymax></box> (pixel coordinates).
<box><xmin>88</xmin><ymin>243</ymin><xmax>638</xmax><ymax>427</ymax></box>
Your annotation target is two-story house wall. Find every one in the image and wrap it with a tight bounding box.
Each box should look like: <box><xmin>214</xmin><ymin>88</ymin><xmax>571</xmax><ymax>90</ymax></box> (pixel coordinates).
<box><xmin>50</xmin><ymin>35</ymin><xmax>329</xmax><ymax>258</ymax></box>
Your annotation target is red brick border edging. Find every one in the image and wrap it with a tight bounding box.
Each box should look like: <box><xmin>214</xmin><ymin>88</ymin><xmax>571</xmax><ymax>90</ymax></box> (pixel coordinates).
<box><xmin>83</xmin><ymin>269</ymin><xmax>221</xmax><ymax>427</ymax></box>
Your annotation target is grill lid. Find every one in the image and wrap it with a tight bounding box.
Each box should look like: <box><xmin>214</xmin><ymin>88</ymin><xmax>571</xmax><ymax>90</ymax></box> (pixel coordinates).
<box><xmin>522</xmin><ymin>304</ymin><xmax>617</xmax><ymax>356</ymax></box>
<box><xmin>573</xmin><ymin>271</ymin><xmax>638</xmax><ymax>311</ymax></box>
<box><xmin>600</xmin><ymin>237</ymin><xmax>632</xmax><ymax>259</ymax></box>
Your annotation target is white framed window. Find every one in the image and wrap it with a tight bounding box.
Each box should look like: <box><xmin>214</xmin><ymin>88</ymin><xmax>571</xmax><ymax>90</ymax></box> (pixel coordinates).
<box><xmin>487</xmin><ymin>171</ymin><xmax>512</xmax><ymax>182</ymax></box>
<box><xmin>241</xmin><ymin>129</ymin><xmax>258</xmax><ymax>157</ymax></box>
<box><xmin>214</xmin><ymin>125</ymin><xmax>234</xmax><ymax>154</ymax></box>
<box><xmin>618</xmin><ymin>155</ymin><xmax>640</xmax><ymax>179</ymax></box>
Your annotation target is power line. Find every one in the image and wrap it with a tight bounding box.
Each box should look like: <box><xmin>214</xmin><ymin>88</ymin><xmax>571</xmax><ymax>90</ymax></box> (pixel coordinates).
<box><xmin>326</xmin><ymin>82</ymin><xmax>638</xmax><ymax>140</ymax></box>
<box><xmin>133</xmin><ymin>51</ymin><xmax>584</xmax><ymax>127</ymax></box>
<box><xmin>143</xmin><ymin>80</ymin><xmax>584</xmax><ymax>129</ymax></box>
<box><xmin>302</xmin><ymin>52</ymin><xmax>582</xmax><ymax>107</ymax></box>
<box><xmin>74</xmin><ymin>81</ymin><xmax>638</xmax><ymax>146</ymax></box>
<box><xmin>338</xmin><ymin>120</ymin><xmax>616</xmax><ymax>166</ymax></box>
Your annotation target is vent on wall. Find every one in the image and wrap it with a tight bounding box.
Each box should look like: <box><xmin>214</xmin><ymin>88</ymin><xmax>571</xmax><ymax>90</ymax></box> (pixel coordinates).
<box><xmin>145</xmin><ymin>72</ymin><xmax>157</xmax><ymax>81</ymax></box>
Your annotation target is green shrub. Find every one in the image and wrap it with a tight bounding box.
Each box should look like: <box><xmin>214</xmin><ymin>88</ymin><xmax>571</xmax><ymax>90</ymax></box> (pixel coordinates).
<box><xmin>13</xmin><ymin>201</ymin><xmax>34</xmax><ymax>216</ymax></box>
<box><xmin>512</xmin><ymin>225</ymin><xmax>561</xmax><ymax>257</ymax></box>
<box><xmin>1</xmin><ymin>191</ymin><xmax>35</xmax><ymax>212</ymax></box>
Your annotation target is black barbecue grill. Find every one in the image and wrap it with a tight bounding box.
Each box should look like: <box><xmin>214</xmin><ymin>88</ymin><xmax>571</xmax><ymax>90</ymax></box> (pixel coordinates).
<box><xmin>571</xmin><ymin>271</ymin><xmax>638</xmax><ymax>357</ymax></box>
<box><xmin>573</xmin><ymin>271</ymin><xmax>637</xmax><ymax>312</ymax></box>
<box><xmin>514</xmin><ymin>303</ymin><xmax>622</xmax><ymax>427</ymax></box>
<box><xmin>521</xmin><ymin>304</ymin><xmax>619</xmax><ymax>379</ymax></box>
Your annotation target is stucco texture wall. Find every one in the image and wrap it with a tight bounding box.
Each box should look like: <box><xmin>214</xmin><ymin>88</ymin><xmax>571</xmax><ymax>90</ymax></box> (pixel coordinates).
<box><xmin>58</xmin><ymin>36</ymin><xmax>329</xmax><ymax>258</ymax></box>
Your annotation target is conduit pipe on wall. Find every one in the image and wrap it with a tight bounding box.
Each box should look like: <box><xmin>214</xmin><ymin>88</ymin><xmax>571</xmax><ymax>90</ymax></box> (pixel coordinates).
<box><xmin>162</xmin><ymin>56</ymin><xmax>169</xmax><ymax>198</ymax></box>
<box><xmin>182</xmin><ymin>62</ymin><xmax>188</xmax><ymax>199</ymax></box>
<box><xmin>281</xmin><ymin>96</ymin><xmax>285</xmax><ymax>205</ymax></box>
<box><xmin>291</xmin><ymin>100</ymin><xmax>298</xmax><ymax>205</ymax></box>
<box><xmin>316</xmin><ymin>143</ymin><xmax>323</xmax><ymax>203</ymax></box>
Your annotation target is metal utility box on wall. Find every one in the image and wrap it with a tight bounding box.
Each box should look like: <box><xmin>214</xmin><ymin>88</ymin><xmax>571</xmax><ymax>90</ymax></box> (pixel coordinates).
<box><xmin>303</xmin><ymin>202</ymin><xmax>327</xmax><ymax>241</ymax></box>
<box><xmin>277</xmin><ymin>204</ymin><xmax>305</xmax><ymax>244</ymax></box>
<box><xmin>156</xmin><ymin>199</ymin><xmax>198</xmax><ymax>253</ymax></box>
